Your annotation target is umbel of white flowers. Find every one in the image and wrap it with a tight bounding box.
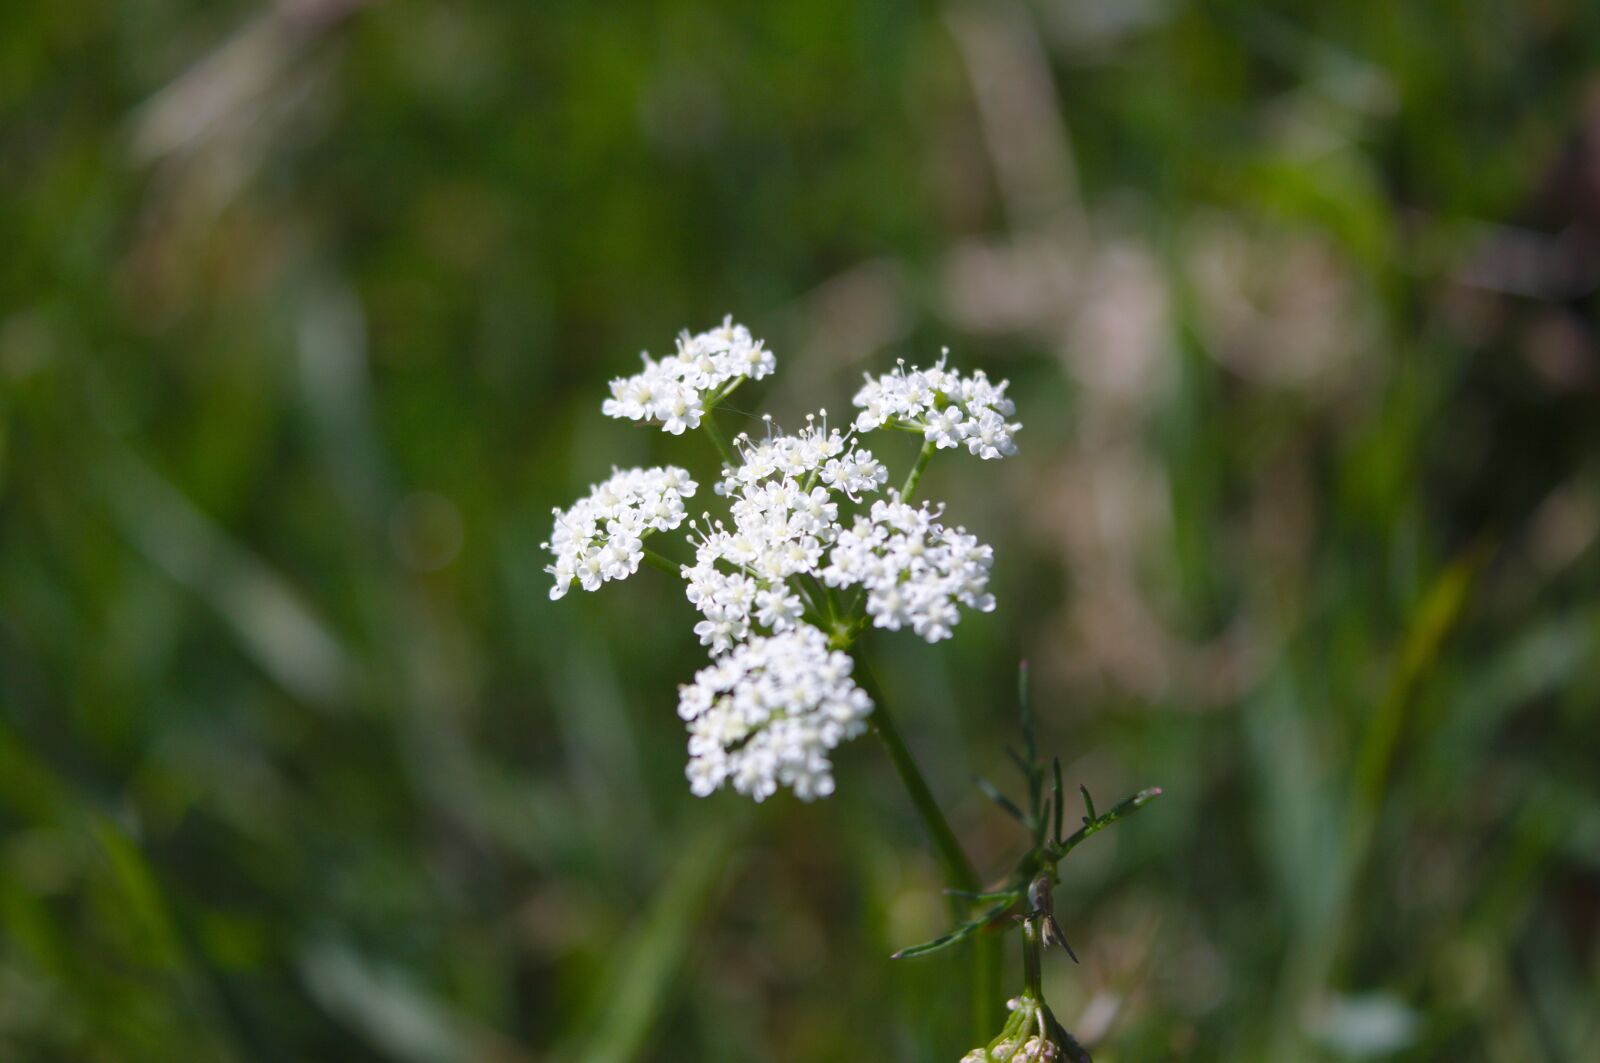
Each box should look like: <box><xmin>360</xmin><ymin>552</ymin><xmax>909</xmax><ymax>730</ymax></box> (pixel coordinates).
<box><xmin>543</xmin><ymin>318</ymin><xmax>1021</xmax><ymax>802</ymax></box>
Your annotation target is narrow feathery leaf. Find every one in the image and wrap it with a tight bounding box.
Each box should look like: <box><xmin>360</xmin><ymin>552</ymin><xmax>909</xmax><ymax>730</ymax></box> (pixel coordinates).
<box><xmin>1052</xmin><ymin>757</ymin><xmax>1065</xmax><ymax>845</ymax></box>
<box><xmin>1005</xmin><ymin>744</ymin><xmax>1031</xmax><ymax>778</ymax></box>
<box><xmin>975</xmin><ymin>775</ymin><xmax>1027</xmax><ymax>825</ymax></box>
<box><xmin>1050</xmin><ymin>786</ymin><xmax>1164</xmax><ymax>859</ymax></box>
<box><xmin>892</xmin><ymin>900</ymin><xmax>1015</xmax><ymax>959</ymax></box>
<box><xmin>1018</xmin><ymin>660</ymin><xmax>1036</xmax><ymax>765</ymax></box>
<box><xmin>943</xmin><ymin>888</ymin><xmax>1023</xmax><ymax>904</ymax></box>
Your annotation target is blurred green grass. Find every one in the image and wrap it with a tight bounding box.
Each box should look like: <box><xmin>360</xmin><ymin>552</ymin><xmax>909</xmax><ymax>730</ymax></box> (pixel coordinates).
<box><xmin>2</xmin><ymin>1</ymin><xmax>1598</xmax><ymax>1060</ymax></box>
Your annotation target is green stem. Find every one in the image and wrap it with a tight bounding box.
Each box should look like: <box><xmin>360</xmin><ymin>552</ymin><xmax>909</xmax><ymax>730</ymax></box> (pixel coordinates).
<box><xmin>789</xmin><ymin>575</ymin><xmax>825</xmax><ymax>625</ymax></box>
<box><xmin>1021</xmin><ymin>916</ymin><xmax>1044</xmax><ymax>1000</ymax></box>
<box><xmin>709</xmin><ymin>377</ymin><xmax>744</xmax><ymax>406</ymax></box>
<box><xmin>641</xmin><ymin>548</ymin><xmax>682</xmax><ymax>577</ymax></box>
<box><xmin>810</xmin><ymin>575</ymin><xmax>838</xmax><ymax>625</ymax></box>
<box><xmin>856</xmin><ymin>664</ymin><xmax>977</xmax><ymax>895</ymax></box>
<box><xmin>854</xmin><ymin>656</ymin><xmax>1000</xmax><ymax>1035</ymax></box>
<box><xmin>699</xmin><ymin>409</ymin><xmax>737</xmax><ymax>468</ymax></box>
<box><xmin>899</xmin><ymin>439</ymin><xmax>936</xmax><ymax>501</ymax></box>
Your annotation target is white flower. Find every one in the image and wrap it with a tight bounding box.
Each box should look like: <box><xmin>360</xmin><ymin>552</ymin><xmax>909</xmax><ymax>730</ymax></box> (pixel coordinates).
<box><xmin>754</xmin><ymin>585</ymin><xmax>805</xmax><ymax>630</ymax></box>
<box><xmin>851</xmin><ymin>352</ymin><xmax>1021</xmax><ymax>459</ymax></box>
<box><xmin>551</xmin><ymin>322</ymin><xmax>1019</xmax><ymax>802</ymax></box>
<box><xmin>543</xmin><ymin>466</ymin><xmax>697</xmax><ymax>599</ymax></box>
<box><xmin>677</xmin><ymin>316</ymin><xmax>775</xmax><ymax>381</ymax></box>
<box><xmin>924</xmin><ymin>406</ymin><xmax>966</xmax><ymax>449</ymax></box>
<box><xmin>821</xmin><ymin>498</ymin><xmax>995</xmax><ymax>642</ymax></box>
<box><xmin>682</xmin><ymin>558</ymin><xmax>758</xmax><ymax>654</ymax></box>
<box><xmin>717</xmin><ymin>413</ymin><xmax>884</xmax><ymax>496</ymax></box>
<box><xmin>602</xmin><ymin>317</ymin><xmax>771</xmax><ymax>433</ymax></box>
<box><xmin>677</xmin><ymin>625</ymin><xmax>873</xmax><ymax>801</ymax></box>
<box><xmin>677</xmin><ymin>415</ymin><xmax>889</xmax><ymax>654</ymax></box>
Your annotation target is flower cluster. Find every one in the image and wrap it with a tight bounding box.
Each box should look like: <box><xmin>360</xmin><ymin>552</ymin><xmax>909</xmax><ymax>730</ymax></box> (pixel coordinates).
<box><xmin>717</xmin><ymin>415</ymin><xmax>888</xmax><ymax>500</ymax></box>
<box><xmin>677</xmin><ymin>626</ymin><xmax>872</xmax><ymax>801</ymax></box>
<box><xmin>852</xmin><ymin>353</ymin><xmax>1021</xmax><ymax>459</ymax></box>
<box><xmin>681</xmin><ymin>417</ymin><xmax>890</xmax><ymax>653</ymax></box>
<box><xmin>602</xmin><ymin>316</ymin><xmax>774</xmax><ymax>434</ymax></box>
<box><xmin>543</xmin><ymin>466</ymin><xmax>697</xmax><ymax>599</ymax></box>
<box><xmin>822</xmin><ymin>499</ymin><xmax>996</xmax><ymax>642</ymax></box>
<box><xmin>547</xmin><ymin>319</ymin><xmax>1020</xmax><ymax>800</ymax></box>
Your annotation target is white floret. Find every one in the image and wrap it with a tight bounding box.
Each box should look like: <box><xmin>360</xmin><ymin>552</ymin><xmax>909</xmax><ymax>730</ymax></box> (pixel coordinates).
<box><xmin>821</xmin><ymin>498</ymin><xmax>995</xmax><ymax>643</ymax></box>
<box><xmin>602</xmin><ymin>317</ymin><xmax>771</xmax><ymax>434</ymax></box>
<box><xmin>851</xmin><ymin>351</ymin><xmax>1021</xmax><ymax>459</ymax></box>
<box><xmin>676</xmin><ymin>625</ymin><xmax>873</xmax><ymax>801</ymax></box>
<box><xmin>678</xmin><ymin>413</ymin><xmax>889</xmax><ymax>654</ymax></box>
<box><xmin>716</xmin><ymin>412</ymin><xmax>883</xmax><ymax>496</ymax></box>
<box><xmin>543</xmin><ymin>466</ymin><xmax>697</xmax><ymax>599</ymax></box>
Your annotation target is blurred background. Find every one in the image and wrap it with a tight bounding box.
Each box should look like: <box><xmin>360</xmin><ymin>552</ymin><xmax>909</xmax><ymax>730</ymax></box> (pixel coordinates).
<box><xmin>3</xmin><ymin>1</ymin><xmax>1598</xmax><ymax>1059</ymax></box>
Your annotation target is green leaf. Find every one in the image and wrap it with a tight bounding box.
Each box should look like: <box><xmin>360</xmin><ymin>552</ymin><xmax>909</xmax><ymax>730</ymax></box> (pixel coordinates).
<box><xmin>1005</xmin><ymin>745</ymin><xmax>1031</xmax><ymax>778</ymax></box>
<box><xmin>1052</xmin><ymin>758</ymin><xmax>1065</xmax><ymax>845</ymax></box>
<box><xmin>943</xmin><ymin>889</ymin><xmax>1023</xmax><ymax>904</ymax></box>
<box><xmin>891</xmin><ymin>900</ymin><xmax>1016</xmax><ymax>960</ymax></box>
<box><xmin>1049</xmin><ymin>787</ymin><xmax>1164</xmax><ymax>860</ymax></box>
<box><xmin>1017</xmin><ymin>660</ymin><xmax>1035</xmax><ymax>765</ymax></box>
<box><xmin>975</xmin><ymin>775</ymin><xmax>1027</xmax><ymax>825</ymax></box>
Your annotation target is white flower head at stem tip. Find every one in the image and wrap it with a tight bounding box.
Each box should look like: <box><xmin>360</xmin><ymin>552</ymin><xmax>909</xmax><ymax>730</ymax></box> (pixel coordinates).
<box><xmin>601</xmin><ymin>317</ymin><xmax>773</xmax><ymax>434</ymax></box>
<box><xmin>677</xmin><ymin>625</ymin><xmax>874</xmax><ymax>802</ymax></box>
<box><xmin>681</xmin><ymin>411</ymin><xmax>889</xmax><ymax>656</ymax></box>
<box><xmin>543</xmin><ymin>466</ymin><xmax>697</xmax><ymax>599</ymax></box>
<box><xmin>851</xmin><ymin>349</ymin><xmax>1021</xmax><ymax>459</ymax></box>
<box><xmin>556</xmin><ymin>321</ymin><xmax>1020</xmax><ymax>804</ymax></box>
<box><xmin>821</xmin><ymin>498</ymin><xmax>996</xmax><ymax>643</ymax></box>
